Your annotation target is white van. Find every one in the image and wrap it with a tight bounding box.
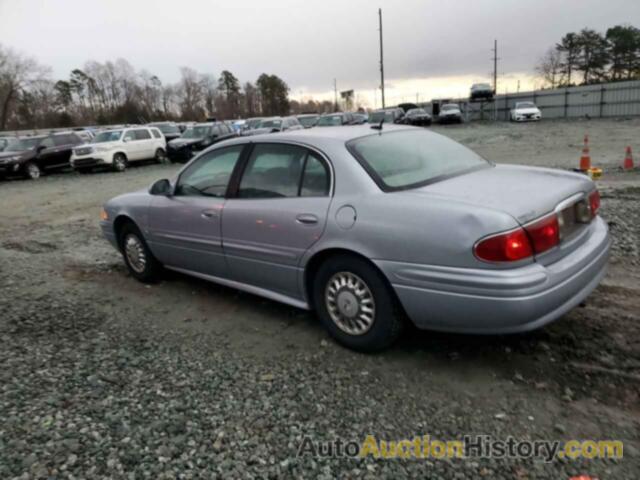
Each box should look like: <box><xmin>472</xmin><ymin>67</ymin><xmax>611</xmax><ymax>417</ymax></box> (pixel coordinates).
<box><xmin>70</xmin><ymin>126</ymin><xmax>167</xmax><ymax>173</ymax></box>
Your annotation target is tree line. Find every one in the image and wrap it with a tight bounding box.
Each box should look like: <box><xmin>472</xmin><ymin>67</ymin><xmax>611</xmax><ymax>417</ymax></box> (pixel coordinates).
<box><xmin>536</xmin><ymin>24</ymin><xmax>640</xmax><ymax>88</ymax></box>
<box><xmin>0</xmin><ymin>44</ymin><xmax>312</xmax><ymax>131</ymax></box>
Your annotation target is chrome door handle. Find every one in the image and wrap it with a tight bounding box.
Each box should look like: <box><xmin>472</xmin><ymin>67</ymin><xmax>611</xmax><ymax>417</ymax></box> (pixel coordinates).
<box><xmin>296</xmin><ymin>214</ymin><xmax>318</xmax><ymax>225</ymax></box>
<box><xmin>201</xmin><ymin>209</ymin><xmax>218</xmax><ymax>219</ymax></box>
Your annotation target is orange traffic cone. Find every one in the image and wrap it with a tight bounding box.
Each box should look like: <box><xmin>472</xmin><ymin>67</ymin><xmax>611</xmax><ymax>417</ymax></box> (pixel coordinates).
<box><xmin>580</xmin><ymin>135</ymin><xmax>591</xmax><ymax>171</ymax></box>
<box><xmin>623</xmin><ymin>146</ymin><xmax>634</xmax><ymax>170</ymax></box>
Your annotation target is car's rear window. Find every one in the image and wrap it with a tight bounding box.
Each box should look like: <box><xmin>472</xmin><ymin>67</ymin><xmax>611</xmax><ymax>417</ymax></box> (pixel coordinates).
<box><xmin>347</xmin><ymin>130</ymin><xmax>489</xmax><ymax>191</ymax></box>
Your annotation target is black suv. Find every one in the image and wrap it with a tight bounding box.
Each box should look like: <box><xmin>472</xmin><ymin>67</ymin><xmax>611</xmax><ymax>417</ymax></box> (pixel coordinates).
<box><xmin>148</xmin><ymin>122</ymin><xmax>182</xmax><ymax>142</ymax></box>
<box><xmin>0</xmin><ymin>132</ymin><xmax>83</xmax><ymax>179</ymax></box>
<box><xmin>167</xmin><ymin>122</ymin><xmax>237</xmax><ymax>163</ymax></box>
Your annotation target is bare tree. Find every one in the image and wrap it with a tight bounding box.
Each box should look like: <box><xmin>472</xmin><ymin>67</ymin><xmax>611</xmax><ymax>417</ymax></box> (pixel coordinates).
<box><xmin>536</xmin><ymin>48</ymin><xmax>564</xmax><ymax>88</ymax></box>
<box><xmin>0</xmin><ymin>44</ymin><xmax>50</xmax><ymax>129</ymax></box>
<box><xmin>178</xmin><ymin>67</ymin><xmax>205</xmax><ymax>120</ymax></box>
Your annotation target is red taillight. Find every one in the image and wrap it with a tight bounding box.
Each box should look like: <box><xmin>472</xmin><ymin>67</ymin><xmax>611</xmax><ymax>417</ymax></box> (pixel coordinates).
<box><xmin>589</xmin><ymin>190</ymin><xmax>600</xmax><ymax>217</ymax></box>
<box><xmin>474</xmin><ymin>228</ymin><xmax>533</xmax><ymax>262</ymax></box>
<box><xmin>525</xmin><ymin>214</ymin><xmax>560</xmax><ymax>254</ymax></box>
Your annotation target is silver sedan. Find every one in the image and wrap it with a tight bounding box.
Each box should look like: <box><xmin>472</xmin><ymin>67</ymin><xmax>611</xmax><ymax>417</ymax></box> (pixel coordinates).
<box><xmin>100</xmin><ymin>125</ymin><xmax>610</xmax><ymax>351</ymax></box>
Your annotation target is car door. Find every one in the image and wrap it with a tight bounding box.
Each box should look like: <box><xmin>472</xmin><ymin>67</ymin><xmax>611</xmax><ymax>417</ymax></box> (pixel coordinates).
<box><xmin>146</xmin><ymin>145</ymin><xmax>245</xmax><ymax>277</ymax></box>
<box><xmin>36</xmin><ymin>137</ymin><xmax>59</xmax><ymax>169</ymax></box>
<box><xmin>222</xmin><ymin>143</ymin><xmax>332</xmax><ymax>299</ymax></box>
<box><xmin>122</xmin><ymin>130</ymin><xmax>140</xmax><ymax>160</ymax></box>
<box><xmin>134</xmin><ymin>128</ymin><xmax>155</xmax><ymax>159</ymax></box>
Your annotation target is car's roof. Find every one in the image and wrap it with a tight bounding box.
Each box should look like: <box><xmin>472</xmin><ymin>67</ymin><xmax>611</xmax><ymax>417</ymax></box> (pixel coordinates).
<box><xmin>232</xmin><ymin>124</ymin><xmax>416</xmax><ymax>147</ymax></box>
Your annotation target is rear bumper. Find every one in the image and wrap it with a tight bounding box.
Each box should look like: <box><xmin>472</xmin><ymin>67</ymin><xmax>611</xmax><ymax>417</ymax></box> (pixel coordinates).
<box><xmin>377</xmin><ymin>217</ymin><xmax>610</xmax><ymax>334</ymax></box>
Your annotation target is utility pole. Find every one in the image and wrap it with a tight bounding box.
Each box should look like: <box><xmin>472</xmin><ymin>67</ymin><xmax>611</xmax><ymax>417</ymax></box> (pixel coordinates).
<box><xmin>492</xmin><ymin>39</ymin><xmax>498</xmax><ymax>94</ymax></box>
<box><xmin>378</xmin><ymin>8</ymin><xmax>385</xmax><ymax>108</ymax></box>
<box><xmin>333</xmin><ymin>79</ymin><xmax>338</xmax><ymax>111</ymax></box>
<box><xmin>492</xmin><ymin>39</ymin><xmax>499</xmax><ymax>121</ymax></box>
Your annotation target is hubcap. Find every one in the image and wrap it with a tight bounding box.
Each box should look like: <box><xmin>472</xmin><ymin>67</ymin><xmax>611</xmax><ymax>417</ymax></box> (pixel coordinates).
<box><xmin>28</xmin><ymin>164</ymin><xmax>40</xmax><ymax>179</ymax></box>
<box><xmin>325</xmin><ymin>272</ymin><xmax>375</xmax><ymax>336</ymax></box>
<box><xmin>124</xmin><ymin>234</ymin><xmax>146</xmax><ymax>273</ymax></box>
<box><xmin>114</xmin><ymin>157</ymin><xmax>125</xmax><ymax>171</ymax></box>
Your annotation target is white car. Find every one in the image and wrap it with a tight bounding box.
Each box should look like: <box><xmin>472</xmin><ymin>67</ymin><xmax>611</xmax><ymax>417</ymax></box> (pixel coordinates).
<box><xmin>70</xmin><ymin>127</ymin><xmax>167</xmax><ymax>173</ymax></box>
<box><xmin>510</xmin><ymin>102</ymin><xmax>542</xmax><ymax>122</ymax></box>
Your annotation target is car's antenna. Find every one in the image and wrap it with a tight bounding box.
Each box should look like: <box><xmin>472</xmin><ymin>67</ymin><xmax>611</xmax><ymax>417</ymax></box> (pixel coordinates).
<box><xmin>371</xmin><ymin>119</ymin><xmax>384</xmax><ymax>131</ymax></box>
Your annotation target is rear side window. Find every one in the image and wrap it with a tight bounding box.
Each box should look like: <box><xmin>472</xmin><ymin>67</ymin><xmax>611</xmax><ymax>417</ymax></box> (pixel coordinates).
<box><xmin>301</xmin><ymin>153</ymin><xmax>330</xmax><ymax>197</ymax></box>
<box><xmin>239</xmin><ymin>144</ymin><xmax>307</xmax><ymax>198</ymax></box>
<box><xmin>238</xmin><ymin>144</ymin><xmax>330</xmax><ymax>199</ymax></box>
<box><xmin>348</xmin><ymin>130</ymin><xmax>489</xmax><ymax>191</ymax></box>
<box><xmin>151</xmin><ymin>129</ymin><xmax>162</xmax><ymax>139</ymax></box>
<box><xmin>134</xmin><ymin>129</ymin><xmax>152</xmax><ymax>140</ymax></box>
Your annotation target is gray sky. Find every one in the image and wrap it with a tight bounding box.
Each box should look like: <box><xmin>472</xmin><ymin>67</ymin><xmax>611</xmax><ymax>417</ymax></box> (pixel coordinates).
<box><xmin>1</xmin><ymin>0</ymin><xmax>638</xmax><ymax>104</ymax></box>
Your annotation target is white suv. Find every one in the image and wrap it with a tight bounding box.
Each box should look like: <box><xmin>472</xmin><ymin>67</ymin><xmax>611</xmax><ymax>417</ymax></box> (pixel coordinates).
<box><xmin>70</xmin><ymin>127</ymin><xmax>167</xmax><ymax>173</ymax></box>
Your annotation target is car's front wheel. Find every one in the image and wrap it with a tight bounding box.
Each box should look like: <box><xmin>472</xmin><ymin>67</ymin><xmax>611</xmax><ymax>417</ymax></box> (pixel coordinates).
<box><xmin>313</xmin><ymin>255</ymin><xmax>404</xmax><ymax>352</ymax></box>
<box><xmin>119</xmin><ymin>222</ymin><xmax>163</xmax><ymax>283</ymax></box>
<box><xmin>23</xmin><ymin>162</ymin><xmax>41</xmax><ymax>180</ymax></box>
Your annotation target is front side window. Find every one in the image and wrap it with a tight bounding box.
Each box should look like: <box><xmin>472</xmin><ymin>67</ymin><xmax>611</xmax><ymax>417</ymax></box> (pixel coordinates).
<box><xmin>40</xmin><ymin>137</ymin><xmax>55</xmax><ymax>148</ymax></box>
<box><xmin>348</xmin><ymin>130</ymin><xmax>489</xmax><ymax>191</ymax></box>
<box><xmin>151</xmin><ymin>129</ymin><xmax>161</xmax><ymax>139</ymax></box>
<box><xmin>175</xmin><ymin>146</ymin><xmax>243</xmax><ymax>197</ymax></box>
<box><xmin>123</xmin><ymin>130</ymin><xmax>135</xmax><ymax>142</ymax></box>
<box><xmin>134</xmin><ymin>129</ymin><xmax>152</xmax><ymax>140</ymax></box>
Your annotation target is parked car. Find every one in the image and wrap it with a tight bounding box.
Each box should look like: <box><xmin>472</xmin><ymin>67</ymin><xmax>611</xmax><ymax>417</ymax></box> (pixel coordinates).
<box><xmin>438</xmin><ymin>103</ymin><xmax>463</xmax><ymax>124</ymax></box>
<box><xmin>401</xmin><ymin>108</ymin><xmax>432</xmax><ymax>126</ymax></box>
<box><xmin>167</xmin><ymin>122</ymin><xmax>236</xmax><ymax>163</ymax></box>
<box><xmin>368</xmin><ymin>108</ymin><xmax>404</xmax><ymax>124</ymax></box>
<box><xmin>100</xmin><ymin>125</ymin><xmax>610</xmax><ymax>352</ymax></box>
<box><xmin>316</xmin><ymin>112</ymin><xmax>358</xmax><ymax>126</ymax></box>
<box><xmin>71</xmin><ymin>130</ymin><xmax>95</xmax><ymax>143</ymax></box>
<box><xmin>242</xmin><ymin>117</ymin><xmax>303</xmax><ymax>136</ymax></box>
<box><xmin>351</xmin><ymin>112</ymin><xmax>369</xmax><ymax>124</ymax></box>
<box><xmin>297</xmin><ymin>114</ymin><xmax>319</xmax><ymax>128</ymax></box>
<box><xmin>70</xmin><ymin>127</ymin><xmax>167</xmax><ymax>173</ymax></box>
<box><xmin>470</xmin><ymin>83</ymin><xmax>494</xmax><ymax>100</ymax></box>
<box><xmin>244</xmin><ymin>117</ymin><xmax>264</xmax><ymax>131</ymax></box>
<box><xmin>510</xmin><ymin>102</ymin><xmax>542</xmax><ymax>122</ymax></box>
<box><xmin>0</xmin><ymin>132</ymin><xmax>83</xmax><ymax>179</ymax></box>
<box><xmin>148</xmin><ymin>122</ymin><xmax>182</xmax><ymax>142</ymax></box>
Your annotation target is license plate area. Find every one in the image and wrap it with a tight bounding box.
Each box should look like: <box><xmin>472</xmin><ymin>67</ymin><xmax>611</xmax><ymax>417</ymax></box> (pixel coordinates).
<box><xmin>557</xmin><ymin>198</ymin><xmax>590</xmax><ymax>240</ymax></box>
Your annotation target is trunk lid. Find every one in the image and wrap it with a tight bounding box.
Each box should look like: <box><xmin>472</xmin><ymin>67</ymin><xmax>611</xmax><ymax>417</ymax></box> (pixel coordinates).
<box><xmin>409</xmin><ymin>164</ymin><xmax>593</xmax><ymax>224</ymax></box>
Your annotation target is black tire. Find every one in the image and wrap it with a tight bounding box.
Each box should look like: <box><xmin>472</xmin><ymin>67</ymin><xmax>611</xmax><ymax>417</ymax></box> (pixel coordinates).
<box><xmin>23</xmin><ymin>161</ymin><xmax>41</xmax><ymax>180</ymax></box>
<box><xmin>313</xmin><ymin>254</ymin><xmax>404</xmax><ymax>352</ymax></box>
<box><xmin>118</xmin><ymin>222</ymin><xmax>163</xmax><ymax>283</ymax></box>
<box><xmin>112</xmin><ymin>153</ymin><xmax>127</xmax><ymax>172</ymax></box>
<box><xmin>154</xmin><ymin>148</ymin><xmax>169</xmax><ymax>164</ymax></box>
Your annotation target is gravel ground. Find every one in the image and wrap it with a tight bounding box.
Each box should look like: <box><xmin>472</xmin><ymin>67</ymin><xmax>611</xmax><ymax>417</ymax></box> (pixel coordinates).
<box><xmin>1</xmin><ymin>119</ymin><xmax>639</xmax><ymax>479</ymax></box>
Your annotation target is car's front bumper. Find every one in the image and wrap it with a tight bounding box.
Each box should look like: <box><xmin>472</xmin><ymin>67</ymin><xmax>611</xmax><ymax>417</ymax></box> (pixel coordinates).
<box><xmin>167</xmin><ymin>147</ymin><xmax>197</xmax><ymax>163</ymax></box>
<box><xmin>376</xmin><ymin>216</ymin><xmax>610</xmax><ymax>334</ymax></box>
<box><xmin>71</xmin><ymin>151</ymin><xmax>112</xmax><ymax>168</ymax></box>
<box><xmin>0</xmin><ymin>161</ymin><xmax>22</xmax><ymax>174</ymax></box>
<box><xmin>100</xmin><ymin>220</ymin><xmax>119</xmax><ymax>250</ymax></box>
<box><xmin>513</xmin><ymin>114</ymin><xmax>541</xmax><ymax>122</ymax></box>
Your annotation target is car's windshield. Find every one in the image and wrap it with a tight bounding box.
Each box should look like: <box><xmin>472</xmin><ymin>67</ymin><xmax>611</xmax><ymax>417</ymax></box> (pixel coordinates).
<box><xmin>368</xmin><ymin>111</ymin><xmax>394</xmax><ymax>123</ymax></box>
<box><xmin>182</xmin><ymin>126</ymin><xmax>212</xmax><ymax>139</ymax></box>
<box><xmin>7</xmin><ymin>137</ymin><xmax>42</xmax><ymax>151</ymax></box>
<box><xmin>407</xmin><ymin>108</ymin><xmax>426</xmax><ymax>116</ymax></box>
<box><xmin>152</xmin><ymin>124</ymin><xmax>180</xmax><ymax>134</ymax></box>
<box><xmin>298</xmin><ymin>116</ymin><xmax>318</xmax><ymax>127</ymax></box>
<box><xmin>317</xmin><ymin>115</ymin><xmax>343</xmax><ymax>126</ymax></box>
<box><xmin>257</xmin><ymin>119</ymin><xmax>282</xmax><ymax>129</ymax></box>
<box><xmin>349</xmin><ymin>130</ymin><xmax>488</xmax><ymax>190</ymax></box>
<box><xmin>441</xmin><ymin>104</ymin><xmax>459</xmax><ymax>111</ymax></box>
<box><xmin>516</xmin><ymin>102</ymin><xmax>536</xmax><ymax>109</ymax></box>
<box><xmin>93</xmin><ymin>130</ymin><xmax>123</xmax><ymax>143</ymax></box>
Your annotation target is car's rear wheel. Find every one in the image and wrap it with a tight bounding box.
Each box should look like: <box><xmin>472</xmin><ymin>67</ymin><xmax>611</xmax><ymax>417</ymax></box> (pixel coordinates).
<box><xmin>154</xmin><ymin>148</ymin><xmax>169</xmax><ymax>164</ymax></box>
<box><xmin>112</xmin><ymin>153</ymin><xmax>127</xmax><ymax>172</ymax></box>
<box><xmin>313</xmin><ymin>255</ymin><xmax>404</xmax><ymax>352</ymax></box>
<box><xmin>119</xmin><ymin>222</ymin><xmax>163</xmax><ymax>283</ymax></box>
<box><xmin>23</xmin><ymin>162</ymin><xmax>41</xmax><ymax>180</ymax></box>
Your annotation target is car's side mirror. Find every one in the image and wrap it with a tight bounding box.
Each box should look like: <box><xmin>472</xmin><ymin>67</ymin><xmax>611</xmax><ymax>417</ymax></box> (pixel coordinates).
<box><xmin>150</xmin><ymin>178</ymin><xmax>172</xmax><ymax>196</ymax></box>
<box><xmin>123</xmin><ymin>137</ymin><xmax>132</xmax><ymax>143</ymax></box>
